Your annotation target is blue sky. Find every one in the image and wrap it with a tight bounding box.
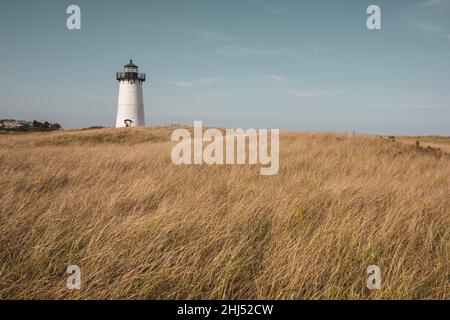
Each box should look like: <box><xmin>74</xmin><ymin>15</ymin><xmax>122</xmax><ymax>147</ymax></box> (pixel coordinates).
<box><xmin>0</xmin><ymin>0</ymin><xmax>449</xmax><ymax>134</ymax></box>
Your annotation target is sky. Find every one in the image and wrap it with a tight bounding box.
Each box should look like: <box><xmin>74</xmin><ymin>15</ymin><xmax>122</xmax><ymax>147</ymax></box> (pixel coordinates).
<box><xmin>0</xmin><ymin>0</ymin><xmax>449</xmax><ymax>135</ymax></box>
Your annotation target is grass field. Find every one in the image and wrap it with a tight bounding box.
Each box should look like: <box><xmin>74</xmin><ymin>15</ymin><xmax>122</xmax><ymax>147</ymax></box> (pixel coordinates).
<box><xmin>0</xmin><ymin>127</ymin><xmax>448</xmax><ymax>299</ymax></box>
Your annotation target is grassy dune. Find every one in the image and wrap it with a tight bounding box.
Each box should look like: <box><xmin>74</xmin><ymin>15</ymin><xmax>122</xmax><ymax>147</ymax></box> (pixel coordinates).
<box><xmin>0</xmin><ymin>127</ymin><xmax>448</xmax><ymax>299</ymax></box>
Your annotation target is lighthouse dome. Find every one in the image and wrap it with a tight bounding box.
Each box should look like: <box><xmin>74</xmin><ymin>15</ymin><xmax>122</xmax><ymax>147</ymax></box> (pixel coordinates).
<box><xmin>124</xmin><ymin>60</ymin><xmax>138</xmax><ymax>68</ymax></box>
<box><xmin>116</xmin><ymin>59</ymin><xmax>146</xmax><ymax>82</ymax></box>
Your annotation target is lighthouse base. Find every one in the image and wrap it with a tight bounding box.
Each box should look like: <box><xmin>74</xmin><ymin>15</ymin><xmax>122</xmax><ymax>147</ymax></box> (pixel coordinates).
<box><xmin>115</xmin><ymin>105</ymin><xmax>145</xmax><ymax>128</ymax></box>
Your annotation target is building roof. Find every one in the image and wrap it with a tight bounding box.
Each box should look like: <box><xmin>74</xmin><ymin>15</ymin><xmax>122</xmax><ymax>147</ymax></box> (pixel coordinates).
<box><xmin>124</xmin><ymin>60</ymin><xmax>138</xmax><ymax>68</ymax></box>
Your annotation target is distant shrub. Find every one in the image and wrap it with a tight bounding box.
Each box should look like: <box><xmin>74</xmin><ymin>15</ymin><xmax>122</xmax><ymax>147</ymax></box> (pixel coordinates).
<box><xmin>83</xmin><ymin>126</ymin><xmax>106</xmax><ymax>130</ymax></box>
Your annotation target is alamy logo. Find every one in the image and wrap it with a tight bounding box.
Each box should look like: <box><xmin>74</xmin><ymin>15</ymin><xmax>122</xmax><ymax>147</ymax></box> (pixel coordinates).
<box><xmin>366</xmin><ymin>5</ymin><xmax>381</xmax><ymax>30</ymax></box>
<box><xmin>171</xmin><ymin>121</ymin><xmax>279</xmax><ymax>175</ymax></box>
<box><xmin>366</xmin><ymin>265</ymin><xmax>382</xmax><ymax>290</ymax></box>
<box><xmin>66</xmin><ymin>265</ymin><xmax>81</xmax><ymax>290</ymax></box>
<box><xmin>66</xmin><ymin>5</ymin><xmax>81</xmax><ymax>30</ymax></box>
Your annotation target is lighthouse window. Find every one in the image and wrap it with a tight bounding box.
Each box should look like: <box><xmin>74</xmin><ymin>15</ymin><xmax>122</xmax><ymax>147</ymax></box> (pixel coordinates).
<box><xmin>125</xmin><ymin>67</ymin><xmax>137</xmax><ymax>73</ymax></box>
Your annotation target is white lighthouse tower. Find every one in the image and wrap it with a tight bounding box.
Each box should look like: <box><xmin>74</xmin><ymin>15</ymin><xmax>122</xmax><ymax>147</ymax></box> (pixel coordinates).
<box><xmin>115</xmin><ymin>60</ymin><xmax>146</xmax><ymax>128</ymax></box>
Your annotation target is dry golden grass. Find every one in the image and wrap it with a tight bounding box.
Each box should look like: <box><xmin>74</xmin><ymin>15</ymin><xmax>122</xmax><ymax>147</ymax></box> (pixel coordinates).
<box><xmin>0</xmin><ymin>127</ymin><xmax>448</xmax><ymax>299</ymax></box>
<box><xmin>398</xmin><ymin>136</ymin><xmax>450</xmax><ymax>154</ymax></box>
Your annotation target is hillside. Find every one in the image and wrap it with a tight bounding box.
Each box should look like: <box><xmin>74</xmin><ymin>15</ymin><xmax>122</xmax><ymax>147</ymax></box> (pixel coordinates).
<box><xmin>0</xmin><ymin>127</ymin><xmax>448</xmax><ymax>299</ymax></box>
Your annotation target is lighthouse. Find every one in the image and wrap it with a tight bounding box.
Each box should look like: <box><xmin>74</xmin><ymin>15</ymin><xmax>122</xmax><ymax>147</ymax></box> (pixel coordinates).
<box><xmin>115</xmin><ymin>60</ymin><xmax>146</xmax><ymax>128</ymax></box>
